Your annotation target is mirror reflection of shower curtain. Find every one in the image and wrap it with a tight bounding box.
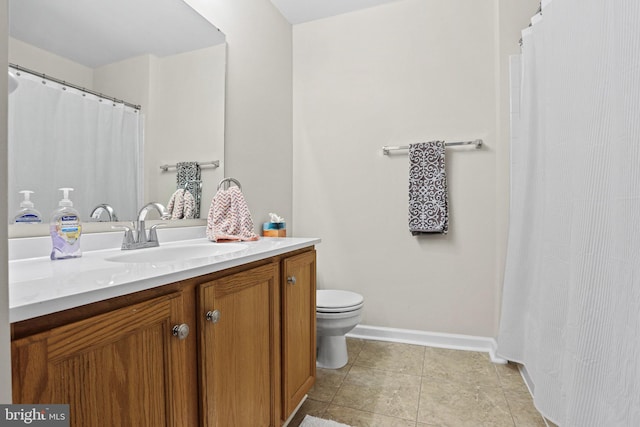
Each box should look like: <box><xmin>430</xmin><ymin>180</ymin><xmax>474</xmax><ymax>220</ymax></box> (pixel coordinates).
<box><xmin>8</xmin><ymin>71</ymin><xmax>143</xmax><ymax>222</ymax></box>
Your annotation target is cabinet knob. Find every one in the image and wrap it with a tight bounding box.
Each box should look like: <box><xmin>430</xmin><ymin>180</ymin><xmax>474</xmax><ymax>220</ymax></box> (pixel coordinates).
<box><xmin>287</xmin><ymin>276</ymin><xmax>297</xmax><ymax>285</ymax></box>
<box><xmin>172</xmin><ymin>323</ymin><xmax>190</xmax><ymax>340</ymax></box>
<box><xmin>206</xmin><ymin>309</ymin><xmax>221</xmax><ymax>324</ymax></box>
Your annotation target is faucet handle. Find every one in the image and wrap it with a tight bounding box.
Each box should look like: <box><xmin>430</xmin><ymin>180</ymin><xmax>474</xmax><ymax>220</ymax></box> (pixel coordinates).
<box><xmin>148</xmin><ymin>222</ymin><xmax>168</xmax><ymax>243</ymax></box>
<box><xmin>111</xmin><ymin>224</ymin><xmax>135</xmax><ymax>248</ymax></box>
<box><xmin>111</xmin><ymin>223</ymin><xmax>132</xmax><ymax>233</ymax></box>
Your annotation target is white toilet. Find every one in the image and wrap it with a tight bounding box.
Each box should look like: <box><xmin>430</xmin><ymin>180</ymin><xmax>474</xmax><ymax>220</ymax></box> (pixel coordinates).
<box><xmin>316</xmin><ymin>289</ymin><xmax>364</xmax><ymax>369</ymax></box>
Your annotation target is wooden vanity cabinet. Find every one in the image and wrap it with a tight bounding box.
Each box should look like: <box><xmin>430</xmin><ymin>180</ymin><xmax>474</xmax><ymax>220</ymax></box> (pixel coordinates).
<box><xmin>11</xmin><ymin>292</ymin><xmax>196</xmax><ymax>427</ymax></box>
<box><xmin>11</xmin><ymin>247</ymin><xmax>316</xmax><ymax>427</ymax></box>
<box><xmin>198</xmin><ymin>262</ymin><xmax>281</xmax><ymax>427</ymax></box>
<box><xmin>281</xmin><ymin>250</ymin><xmax>317</xmax><ymax>422</ymax></box>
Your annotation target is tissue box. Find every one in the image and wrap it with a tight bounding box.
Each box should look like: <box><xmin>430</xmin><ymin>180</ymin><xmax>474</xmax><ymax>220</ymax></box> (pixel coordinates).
<box><xmin>263</xmin><ymin>222</ymin><xmax>286</xmax><ymax>237</ymax></box>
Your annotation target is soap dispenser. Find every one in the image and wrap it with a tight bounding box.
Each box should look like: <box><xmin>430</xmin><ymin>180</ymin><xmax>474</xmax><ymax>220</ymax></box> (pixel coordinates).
<box><xmin>50</xmin><ymin>187</ymin><xmax>82</xmax><ymax>260</ymax></box>
<box><xmin>13</xmin><ymin>190</ymin><xmax>42</xmax><ymax>224</ymax></box>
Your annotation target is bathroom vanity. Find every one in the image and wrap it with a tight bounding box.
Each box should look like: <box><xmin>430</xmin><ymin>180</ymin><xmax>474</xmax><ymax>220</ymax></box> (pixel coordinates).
<box><xmin>9</xmin><ymin>230</ymin><xmax>318</xmax><ymax>426</ymax></box>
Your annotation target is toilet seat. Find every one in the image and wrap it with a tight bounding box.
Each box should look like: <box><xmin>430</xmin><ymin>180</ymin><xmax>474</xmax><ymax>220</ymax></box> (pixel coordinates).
<box><xmin>317</xmin><ymin>290</ymin><xmax>364</xmax><ymax>313</ymax></box>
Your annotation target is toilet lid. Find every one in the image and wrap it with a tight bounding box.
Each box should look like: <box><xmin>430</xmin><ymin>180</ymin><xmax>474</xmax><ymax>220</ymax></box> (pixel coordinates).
<box><xmin>317</xmin><ymin>290</ymin><xmax>364</xmax><ymax>312</ymax></box>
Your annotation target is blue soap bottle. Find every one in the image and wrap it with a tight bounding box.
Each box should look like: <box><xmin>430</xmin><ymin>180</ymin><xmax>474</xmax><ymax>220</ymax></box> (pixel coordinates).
<box><xmin>50</xmin><ymin>188</ymin><xmax>82</xmax><ymax>260</ymax></box>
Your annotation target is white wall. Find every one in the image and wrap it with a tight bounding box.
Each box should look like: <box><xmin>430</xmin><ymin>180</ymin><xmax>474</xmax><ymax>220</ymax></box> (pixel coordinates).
<box><xmin>94</xmin><ymin>54</ymin><xmax>152</xmax><ymax>107</ymax></box>
<box><xmin>145</xmin><ymin>45</ymin><xmax>226</xmax><ymax>213</ymax></box>
<box><xmin>293</xmin><ymin>0</ymin><xmax>535</xmax><ymax>337</ymax></box>
<box><xmin>186</xmin><ymin>0</ymin><xmax>294</xmax><ymax>230</ymax></box>
<box><xmin>9</xmin><ymin>37</ymin><xmax>93</xmax><ymax>87</ymax></box>
<box><xmin>0</xmin><ymin>0</ymin><xmax>11</xmax><ymax>403</ymax></box>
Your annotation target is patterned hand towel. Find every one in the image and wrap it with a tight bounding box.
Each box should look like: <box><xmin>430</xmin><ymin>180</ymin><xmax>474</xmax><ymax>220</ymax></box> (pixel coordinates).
<box><xmin>166</xmin><ymin>189</ymin><xmax>196</xmax><ymax>220</ymax></box>
<box><xmin>176</xmin><ymin>161</ymin><xmax>202</xmax><ymax>218</ymax></box>
<box><xmin>206</xmin><ymin>186</ymin><xmax>259</xmax><ymax>242</ymax></box>
<box><xmin>182</xmin><ymin>190</ymin><xmax>195</xmax><ymax>219</ymax></box>
<box><xmin>408</xmin><ymin>141</ymin><xmax>449</xmax><ymax>234</ymax></box>
<box><xmin>166</xmin><ymin>189</ymin><xmax>184</xmax><ymax>219</ymax></box>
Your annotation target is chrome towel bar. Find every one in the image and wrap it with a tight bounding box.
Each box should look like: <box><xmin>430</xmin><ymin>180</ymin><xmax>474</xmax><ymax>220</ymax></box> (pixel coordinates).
<box><xmin>382</xmin><ymin>139</ymin><xmax>483</xmax><ymax>155</ymax></box>
<box><xmin>159</xmin><ymin>160</ymin><xmax>220</xmax><ymax>172</ymax></box>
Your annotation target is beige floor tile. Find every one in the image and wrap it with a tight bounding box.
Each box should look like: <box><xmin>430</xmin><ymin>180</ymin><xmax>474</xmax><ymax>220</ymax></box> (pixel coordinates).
<box><xmin>346</xmin><ymin>337</ymin><xmax>366</xmax><ymax>364</ymax></box>
<box><xmin>309</xmin><ymin>365</ymin><xmax>351</xmax><ymax>402</ymax></box>
<box><xmin>423</xmin><ymin>347</ymin><xmax>501</xmax><ymax>388</ymax></box>
<box><xmin>495</xmin><ymin>362</ymin><xmax>530</xmax><ymax>394</ymax></box>
<box><xmin>505</xmin><ymin>391</ymin><xmax>546</xmax><ymax>427</ymax></box>
<box><xmin>333</xmin><ymin>365</ymin><xmax>421</xmax><ymax>421</ymax></box>
<box><xmin>418</xmin><ymin>376</ymin><xmax>514</xmax><ymax>427</ymax></box>
<box><xmin>296</xmin><ymin>340</ymin><xmax>549</xmax><ymax>427</ymax></box>
<box><xmin>354</xmin><ymin>340</ymin><xmax>425</xmax><ymax>376</ymax></box>
<box><xmin>324</xmin><ymin>404</ymin><xmax>417</xmax><ymax>427</ymax></box>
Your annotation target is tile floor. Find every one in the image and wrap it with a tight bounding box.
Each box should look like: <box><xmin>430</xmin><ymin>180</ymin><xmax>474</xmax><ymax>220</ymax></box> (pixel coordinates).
<box><xmin>289</xmin><ymin>338</ymin><xmax>547</xmax><ymax>427</ymax></box>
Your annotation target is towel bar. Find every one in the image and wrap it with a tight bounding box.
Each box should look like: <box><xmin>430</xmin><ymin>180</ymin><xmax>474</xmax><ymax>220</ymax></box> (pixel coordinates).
<box><xmin>382</xmin><ymin>139</ymin><xmax>483</xmax><ymax>155</ymax></box>
<box><xmin>159</xmin><ymin>160</ymin><xmax>220</xmax><ymax>172</ymax></box>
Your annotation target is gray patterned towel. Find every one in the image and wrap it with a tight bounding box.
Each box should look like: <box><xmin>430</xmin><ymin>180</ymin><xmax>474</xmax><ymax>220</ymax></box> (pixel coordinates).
<box><xmin>408</xmin><ymin>141</ymin><xmax>448</xmax><ymax>234</ymax></box>
<box><xmin>176</xmin><ymin>162</ymin><xmax>202</xmax><ymax>218</ymax></box>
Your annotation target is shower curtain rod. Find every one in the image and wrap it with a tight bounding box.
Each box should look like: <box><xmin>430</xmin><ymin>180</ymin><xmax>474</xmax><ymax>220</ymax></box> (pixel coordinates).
<box><xmin>9</xmin><ymin>63</ymin><xmax>142</xmax><ymax>110</ymax></box>
<box><xmin>382</xmin><ymin>139</ymin><xmax>483</xmax><ymax>155</ymax></box>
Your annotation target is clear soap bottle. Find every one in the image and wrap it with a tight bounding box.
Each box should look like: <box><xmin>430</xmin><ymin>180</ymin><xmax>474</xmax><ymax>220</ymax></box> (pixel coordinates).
<box><xmin>13</xmin><ymin>190</ymin><xmax>42</xmax><ymax>224</ymax></box>
<box><xmin>50</xmin><ymin>187</ymin><xmax>82</xmax><ymax>260</ymax></box>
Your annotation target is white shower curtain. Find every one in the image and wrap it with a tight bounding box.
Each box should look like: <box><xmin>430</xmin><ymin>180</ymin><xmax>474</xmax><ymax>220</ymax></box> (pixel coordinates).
<box><xmin>8</xmin><ymin>71</ymin><xmax>143</xmax><ymax>222</ymax></box>
<box><xmin>498</xmin><ymin>1</ymin><xmax>640</xmax><ymax>426</ymax></box>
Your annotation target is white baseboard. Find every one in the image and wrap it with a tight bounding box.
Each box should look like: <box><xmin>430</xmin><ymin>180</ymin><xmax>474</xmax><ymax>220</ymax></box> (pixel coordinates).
<box><xmin>519</xmin><ymin>364</ymin><xmax>535</xmax><ymax>394</ymax></box>
<box><xmin>346</xmin><ymin>324</ymin><xmax>508</xmax><ymax>364</ymax></box>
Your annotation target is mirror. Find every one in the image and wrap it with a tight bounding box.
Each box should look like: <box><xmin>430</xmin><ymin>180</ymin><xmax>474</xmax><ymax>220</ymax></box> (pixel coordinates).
<box><xmin>7</xmin><ymin>0</ymin><xmax>226</xmax><ymax>236</ymax></box>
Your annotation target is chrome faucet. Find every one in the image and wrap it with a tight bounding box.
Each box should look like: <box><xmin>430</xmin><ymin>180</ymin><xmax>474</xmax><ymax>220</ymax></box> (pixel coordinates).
<box><xmin>114</xmin><ymin>202</ymin><xmax>169</xmax><ymax>250</ymax></box>
<box><xmin>138</xmin><ymin>202</ymin><xmax>170</xmax><ymax>222</ymax></box>
<box><xmin>90</xmin><ymin>204</ymin><xmax>118</xmax><ymax>222</ymax></box>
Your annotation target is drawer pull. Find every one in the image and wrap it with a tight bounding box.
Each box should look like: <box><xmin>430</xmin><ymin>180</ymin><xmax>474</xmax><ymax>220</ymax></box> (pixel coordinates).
<box><xmin>206</xmin><ymin>309</ymin><xmax>221</xmax><ymax>324</ymax></box>
<box><xmin>287</xmin><ymin>276</ymin><xmax>297</xmax><ymax>285</ymax></box>
<box><xmin>172</xmin><ymin>323</ymin><xmax>190</xmax><ymax>340</ymax></box>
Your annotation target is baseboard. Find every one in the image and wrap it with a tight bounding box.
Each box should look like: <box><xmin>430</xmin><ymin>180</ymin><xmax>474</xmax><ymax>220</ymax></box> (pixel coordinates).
<box><xmin>518</xmin><ymin>366</ymin><xmax>558</xmax><ymax>427</ymax></box>
<box><xmin>519</xmin><ymin>364</ymin><xmax>535</xmax><ymax>394</ymax></box>
<box><xmin>346</xmin><ymin>324</ymin><xmax>508</xmax><ymax>364</ymax></box>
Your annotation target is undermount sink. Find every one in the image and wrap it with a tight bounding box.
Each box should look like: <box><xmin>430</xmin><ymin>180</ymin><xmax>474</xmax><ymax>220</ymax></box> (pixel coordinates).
<box><xmin>105</xmin><ymin>242</ymin><xmax>246</xmax><ymax>264</ymax></box>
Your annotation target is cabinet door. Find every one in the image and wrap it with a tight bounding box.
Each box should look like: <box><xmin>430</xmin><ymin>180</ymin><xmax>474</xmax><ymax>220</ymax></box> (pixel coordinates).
<box><xmin>12</xmin><ymin>292</ymin><xmax>194</xmax><ymax>427</ymax></box>
<box><xmin>199</xmin><ymin>263</ymin><xmax>280</xmax><ymax>427</ymax></box>
<box><xmin>281</xmin><ymin>250</ymin><xmax>316</xmax><ymax>420</ymax></box>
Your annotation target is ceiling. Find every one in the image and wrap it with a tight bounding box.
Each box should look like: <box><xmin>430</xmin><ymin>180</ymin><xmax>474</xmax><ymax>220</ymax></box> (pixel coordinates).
<box><xmin>270</xmin><ymin>0</ymin><xmax>401</xmax><ymax>25</ymax></box>
<box><xmin>9</xmin><ymin>0</ymin><xmax>401</xmax><ymax>69</ymax></box>
<box><xmin>9</xmin><ymin>0</ymin><xmax>225</xmax><ymax>68</ymax></box>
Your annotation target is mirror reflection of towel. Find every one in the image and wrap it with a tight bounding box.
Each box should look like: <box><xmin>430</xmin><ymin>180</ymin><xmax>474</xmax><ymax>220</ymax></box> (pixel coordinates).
<box><xmin>206</xmin><ymin>186</ymin><xmax>259</xmax><ymax>242</ymax></box>
<box><xmin>408</xmin><ymin>141</ymin><xmax>448</xmax><ymax>234</ymax></box>
<box><xmin>176</xmin><ymin>161</ymin><xmax>201</xmax><ymax>218</ymax></box>
<box><xmin>166</xmin><ymin>189</ymin><xmax>196</xmax><ymax>219</ymax></box>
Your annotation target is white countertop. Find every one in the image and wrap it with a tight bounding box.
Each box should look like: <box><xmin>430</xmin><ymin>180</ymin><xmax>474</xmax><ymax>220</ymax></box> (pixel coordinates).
<box><xmin>9</xmin><ymin>227</ymin><xmax>320</xmax><ymax>323</ymax></box>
